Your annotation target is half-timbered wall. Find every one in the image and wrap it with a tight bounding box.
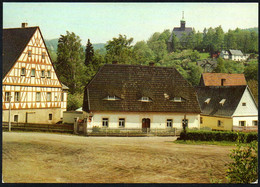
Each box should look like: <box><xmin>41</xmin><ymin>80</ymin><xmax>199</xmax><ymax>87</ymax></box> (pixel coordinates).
<box><xmin>2</xmin><ymin>27</ymin><xmax>67</xmax><ymax>124</ymax></box>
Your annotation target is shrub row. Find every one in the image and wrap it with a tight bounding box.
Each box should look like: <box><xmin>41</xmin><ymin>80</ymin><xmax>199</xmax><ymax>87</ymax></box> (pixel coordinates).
<box><xmin>179</xmin><ymin>131</ymin><xmax>258</xmax><ymax>143</ymax></box>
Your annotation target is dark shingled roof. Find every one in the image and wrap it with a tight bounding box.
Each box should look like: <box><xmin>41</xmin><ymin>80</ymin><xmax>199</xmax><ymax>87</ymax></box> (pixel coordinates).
<box><xmin>195</xmin><ymin>86</ymin><xmax>247</xmax><ymax>117</ymax></box>
<box><xmin>83</xmin><ymin>64</ymin><xmax>201</xmax><ymax>113</ymax></box>
<box><xmin>3</xmin><ymin>27</ymin><xmax>38</xmax><ymax>77</ymax></box>
<box><xmin>168</xmin><ymin>27</ymin><xmax>193</xmax><ymax>42</ymax></box>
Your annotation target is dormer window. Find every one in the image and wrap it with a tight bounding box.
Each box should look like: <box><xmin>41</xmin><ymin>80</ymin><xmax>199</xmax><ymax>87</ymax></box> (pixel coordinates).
<box><xmin>103</xmin><ymin>95</ymin><xmax>120</xmax><ymax>101</ymax></box>
<box><xmin>204</xmin><ymin>98</ymin><xmax>211</xmax><ymax>104</ymax></box>
<box><xmin>138</xmin><ymin>97</ymin><xmax>152</xmax><ymax>102</ymax></box>
<box><xmin>171</xmin><ymin>97</ymin><xmax>184</xmax><ymax>102</ymax></box>
<box><xmin>219</xmin><ymin>99</ymin><xmax>226</xmax><ymax>106</ymax></box>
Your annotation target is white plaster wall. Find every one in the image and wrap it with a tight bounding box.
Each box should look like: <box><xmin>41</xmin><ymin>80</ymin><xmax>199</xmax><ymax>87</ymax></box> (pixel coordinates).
<box><xmin>233</xmin><ymin>87</ymin><xmax>258</xmax><ymax>116</ymax></box>
<box><xmin>233</xmin><ymin>116</ymin><xmax>258</xmax><ymax>127</ymax></box>
<box><xmin>2</xmin><ymin>108</ymin><xmax>63</xmax><ymax>124</ymax></box>
<box><xmin>86</xmin><ymin>111</ymin><xmax>200</xmax><ymax>129</ymax></box>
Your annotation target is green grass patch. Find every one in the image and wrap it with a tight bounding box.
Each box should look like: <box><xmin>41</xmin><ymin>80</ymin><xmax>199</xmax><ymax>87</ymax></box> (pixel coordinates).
<box><xmin>174</xmin><ymin>140</ymin><xmax>250</xmax><ymax>146</ymax></box>
<box><xmin>199</xmin><ymin>52</ymin><xmax>210</xmax><ymax>60</ymax></box>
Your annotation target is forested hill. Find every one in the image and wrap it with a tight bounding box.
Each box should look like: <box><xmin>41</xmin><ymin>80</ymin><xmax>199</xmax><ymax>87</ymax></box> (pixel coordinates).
<box><xmin>45</xmin><ymin>38</ymin><xmax>105</xmax><ymax>52</ymax></box>
<box><xmin>242</xmin><ymin>27</ymin><xmax>258</xmax><ymax>33</ymax></box>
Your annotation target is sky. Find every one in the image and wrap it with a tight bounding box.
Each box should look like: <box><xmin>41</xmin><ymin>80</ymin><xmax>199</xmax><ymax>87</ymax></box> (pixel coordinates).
<box><xmin>3</xmin><ymin>3</ymin><xmax>259</xmax><ymax>45</ymax></box>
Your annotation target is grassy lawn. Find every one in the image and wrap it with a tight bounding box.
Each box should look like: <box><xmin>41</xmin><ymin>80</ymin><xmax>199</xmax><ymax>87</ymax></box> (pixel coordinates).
<box><xmin>199</xmin><ymin>52</ymin><xmax>210</xmax><ymax>60</ymax></box>
<box><xmin>174</xmin><ymin>140</ymin><xmax>249</xmax><ymax>146</ymax></box>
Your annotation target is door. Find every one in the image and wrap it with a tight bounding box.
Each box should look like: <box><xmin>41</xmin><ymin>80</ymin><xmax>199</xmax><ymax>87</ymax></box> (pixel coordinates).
<box><xmin>142</xmin><ymin>118</ymin><xmax>150</xmax><ymax>132</ymax></box>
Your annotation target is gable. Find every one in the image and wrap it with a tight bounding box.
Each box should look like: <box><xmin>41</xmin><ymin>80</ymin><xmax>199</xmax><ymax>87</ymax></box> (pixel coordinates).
<box><xmin>232</xmin><ymin>87</ymin><xmax>258</xmax><ymax>116</ymax></box>
<box><xmin>2</xmin><ymin>27</ymin><xmax>61</xmax><ymax>88</ymax></box>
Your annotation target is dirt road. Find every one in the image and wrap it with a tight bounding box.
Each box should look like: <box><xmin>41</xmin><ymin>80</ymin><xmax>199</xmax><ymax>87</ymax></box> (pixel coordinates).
<box><xmin>2</xmin><ymin>132</ymin><xmax>233</xmax><ymax>183</ymax></box>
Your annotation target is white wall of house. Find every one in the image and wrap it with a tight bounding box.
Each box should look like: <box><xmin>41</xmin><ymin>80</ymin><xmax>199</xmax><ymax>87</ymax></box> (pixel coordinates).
<box><xmin>233</xmin><ymin>87</ymin><xmax>258</xmax><ymax>116</ymax></box>
<box><xmin>85</xmin><ymin>111</ymin><xmax>200</xmax><ymax>129</ymax></box>
<box><xmin>232</xmin><ymin>116</ymin><xmax>258</xmax><ymax>127</ymax></box>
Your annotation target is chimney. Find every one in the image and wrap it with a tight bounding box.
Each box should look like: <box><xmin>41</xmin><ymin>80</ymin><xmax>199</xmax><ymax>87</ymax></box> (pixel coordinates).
<box><xmin>149</xmin><ymin>62</ymin><xmax>155</xmax><ymax>66</ymax></box>
<box><xmin>21</xmin><ymin>23</ymin><xmax>28</xmax><ymax>28</ymax></box>
<box><xmin>112</xmin><ymin>61</ymin><xmax>118</xmax><ymax>64</ymax></box>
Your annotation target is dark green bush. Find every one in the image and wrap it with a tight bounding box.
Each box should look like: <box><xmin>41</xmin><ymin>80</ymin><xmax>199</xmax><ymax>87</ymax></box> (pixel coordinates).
<box><xmin>92</xmin><ymin>126</ymin><xmax>101</xmax><ymax>133</ymax></box>
<box><xmin>179</xmin><ymin>131</ymin><xmax>257</xmax><ymax>142</ymax></box>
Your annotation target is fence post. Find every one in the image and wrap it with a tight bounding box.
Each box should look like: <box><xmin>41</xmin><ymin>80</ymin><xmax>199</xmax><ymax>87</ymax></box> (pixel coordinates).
<box><xmin>74</xmin><ymin>117</ymin><xmax>79</xmax><ymax>134</ymax></box>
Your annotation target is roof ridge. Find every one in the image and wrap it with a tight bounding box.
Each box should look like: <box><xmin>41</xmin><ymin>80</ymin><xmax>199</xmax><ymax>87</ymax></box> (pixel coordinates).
<box><xmin>3</xmin><ymin>26</ymin><xmax>39</xmax><ymax>30</ymax></box>
<box><xmin>104</xmin><ymin>64</ymin><xmax>177</xmax><ymax>70</ymax></box>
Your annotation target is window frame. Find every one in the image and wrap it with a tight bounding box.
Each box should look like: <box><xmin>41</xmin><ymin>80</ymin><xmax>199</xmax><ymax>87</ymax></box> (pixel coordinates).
<box><xmin>36</xmin><ymin>92</ymin><xmax>41</xmax><ymax>102</ymax></box>
<box><xmin>239</xmin><ymin>121</ymin><xmax>246</xmax><ymax>127</ymax></box>
<box><xmin>42</xmin><ymin>52</ymin><xmax>46</xmax><ymax>59</ymax></box>
<box><xmin>102</xmin><ymin>118</ymin><xmax>109</xmax><ymax>127</ymax></box>
<box><xmin>119</xmin><ymin>118</ymin><xmax>125</xmax><ymax>128</ymax></box>
<box><xmin>166</xmin><ymin>119</ymin><xmax>173</xmax><ymax>128</ymax></box>
<box><xmin>14</xmin><ymin>115</ymin><xmax>19</xmax><ymax>123</ymax></box>
<box><xmin>21</xmin><ymin>67</ymin><xmax>26</xmax><ymax>76</ymax></box>
<box><xmin>28</xmin><ymin>50</ymin><xmax>32</xmax><ymax>57</ymax></box>
<box><xmin>200</xmin><ymin>117</ymin><xmax>203</xmax><ymax>124</ymax></box>
<box><xmin>41</xmin><ymin>70</ymin><xmax>45</xmax><ymax>78</ymax></box>
<box><xmin>31</xmin><ymin>68</ymin><xmax>35</xmax><ymax>77</ymax></box>
<box><xmin>182</xmin><ymin>118</ymin><xmax>189</xmax><ymax>127</ymax></box>
<box><xmin>217</xmin><ymin>120</ymin><xmax>223</xmax><ymax>127</ymax></box>
<box><xmin>14</xmin><ymin>92</ymin><xmax>20</xmax><ymax>102</ymax></box>
<box><xmin>252</xmin><ymin>120</ymin><xmax>258</xmax><ymax>126</ymax></box>
<box><xmin>5</xmin><ymin>92</ymin><xmax>10</xmax><ymax>102</ymax></box>
<box><xmin>49</xmin><ymin>113</ymin><xmax>53</xmax><ymax>120</ymax></box>
<box><xmin>47</xmin><ymin>70</ymin><xmax>51</xmax><ymax>78</ymax></box>
<box><xmin>242</xmin><ymin>102</ymin><xmax>246</xmax><ymax>106</ymax></box>
<box><xmin>47</xmin><ymin>92</ymin><xmax>51</xmax><ymax>102</ymax></box>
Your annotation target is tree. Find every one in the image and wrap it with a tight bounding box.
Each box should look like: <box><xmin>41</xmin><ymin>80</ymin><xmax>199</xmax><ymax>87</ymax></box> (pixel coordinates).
<box><xmin>105</xmin><ymin>34</ymin><xmax>134</xmax><ymax>64</ymax></box>
<box><xmin>226</xmin><ymin>141</ymin><xmax>258</xmax><ymax>183</ymax></box>
<box><xmin>213</xmin><ymin>57</ymin><xmax>227</xmax><ymax>73</ymax></box>
<box><xmin>85</xmin><ymin>39</ymin><xmax>94</xmax><ymax>66</ymax></box>
<box><xmin>55</xmin><ymin>31</ymin><xmax>86</xmax><ymax>94</ymax></box>
<box><xmin>248</xmin><ymin>79</ymin><xmax>258</xmax><ymax>103</ymax></box>
<box><xmin>244</xmin><ymin>61</ymin><xmax>258</xmax><ymax>81</ymax></box>
<box><xmin>213</xmin><ymin>26</ymin><xmax>224</xmax><ymax>52</ymax></box>
<box><xmin>171</xmin><ymin>32</ymin><xmax>179</xmax><ymax>52</ymax></box>
<box><xmin>133</xmin><ymin>41</ymin><xmax>154</xmax><ymax>65</ymax></box>
<box><xmin>147</xmin><ymin>32</ymin><xmax>167</xmax><ymax>63</ymax></box>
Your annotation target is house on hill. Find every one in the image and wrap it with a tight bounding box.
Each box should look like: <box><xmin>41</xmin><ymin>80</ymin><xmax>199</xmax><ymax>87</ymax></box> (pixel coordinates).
<box><xmin>167</xmin><ymin>12</ymin><xmax>193</xmax><ymax>52</ymax></box>
<box><xmin>196</xmin><ymin>86</ymin><xmax>258</xmax><ymax>131</ymax></box>
<box><xmin>2</xmin><ymin>23</ymin><xmax>68</xmax><ymax>124</ymax></box>
<box><xmin>196</xmin><ymin>59</ymin><xmax>217</xmax><ymax>73</ymax></box>
<box><xmin>220</xmin><ymin>49</ymin><xmax>249</xmax><ymax>61</ymax></box>
<box><xmin>199</xmin><ymin>73</ymin><xmax>247</xmax><ymax>87</ymax></box>
<box><xmin>82</xmin><ymin>63</ymin><xmax>201</xmax><ymax>130</ymax></box>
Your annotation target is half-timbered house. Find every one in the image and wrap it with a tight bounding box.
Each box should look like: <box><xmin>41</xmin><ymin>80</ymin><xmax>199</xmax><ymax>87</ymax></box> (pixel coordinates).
<box><xmin>2</xmin><ymin>23</ymin><xmax>68</xmax><ymax>124</ymax></box>
<box><xmin>82</xmin><ymin>63</ymin><xmax>201</xmax><ymax>130</ymax></box>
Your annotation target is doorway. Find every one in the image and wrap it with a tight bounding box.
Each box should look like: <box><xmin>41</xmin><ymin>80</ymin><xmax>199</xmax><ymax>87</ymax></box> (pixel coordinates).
<box><xmin>142</xmin><ymin>118</ymin><xmax>150</xmax><ymax>132</ymax></box>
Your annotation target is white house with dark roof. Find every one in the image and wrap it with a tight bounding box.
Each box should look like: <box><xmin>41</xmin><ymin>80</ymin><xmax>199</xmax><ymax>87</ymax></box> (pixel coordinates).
<box><xmin>82</xmin><ymin>63</ymin><xmax>201</xmax><ymax>130</ymax></box>
<box><xmin>196</xmin><ymin>86</ymin><xmax>258</xmax><ymax>131</ymax></box>
<box><xmin>220</xmin><ymin>49</ymin><xmax>248</xmax><ymax>61</ymax></box>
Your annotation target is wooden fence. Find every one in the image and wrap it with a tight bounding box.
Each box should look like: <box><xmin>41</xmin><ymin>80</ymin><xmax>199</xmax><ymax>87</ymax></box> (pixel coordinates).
<box><xmin>233</xmin><ymin>126</ymin><xmax>258</xmax><ymax>132</ymax></box>
<box><xmin>2</xmin><ymin>122</ymin><xmax>73</xmax><ymax>133</ymax></box>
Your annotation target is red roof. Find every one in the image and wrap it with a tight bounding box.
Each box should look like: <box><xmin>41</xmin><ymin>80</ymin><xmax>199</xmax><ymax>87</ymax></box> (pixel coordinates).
<box><xmin>201</xmin><ymin>73</ymin><xmax>247</xmax><ymax>86</ymax></box>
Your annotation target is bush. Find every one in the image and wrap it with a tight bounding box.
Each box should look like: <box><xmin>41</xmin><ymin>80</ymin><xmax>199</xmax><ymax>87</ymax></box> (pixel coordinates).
<box><xmin>226</xmin><ymin>141</ymin><xmax>258</xmax><ymax>183</ymax></box>
<box><xmin>179</xmin><ymin>131</ymin><xmax>257</xmax><ymax>142</ymax></box>
<box><xmin>92</xmin><ymin>126</ymin><xmax>101</xmax><ymax>133</ymax></box>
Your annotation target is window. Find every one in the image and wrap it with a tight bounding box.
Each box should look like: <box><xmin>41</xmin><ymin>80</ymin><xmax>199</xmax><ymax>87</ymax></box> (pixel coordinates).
<box><xmin>5</xmin><ymin>92</ymin><xmax>10</xmax><ymax>102</ymax></box>
<box><xmin>119</xmin><ymin>118</ymin><xmax>125</xmax><ymax>127</ymax></box>
<box><xmin>252</xmin><ymin>120</ymin><xmax>258</xmax><ymax>126</ymax></box>
<box><xmin>204</xmin><ymin>98</ymin><xmax>211</xmax><ymax>104</ymax></box>
<box><xmin>28</xmin><ymin>50</ymin><xmax>32</xmax><ymax>57</ymax></box>
<box><xmin>167</xmin><ymin>119</ymin><xmax>173</xmax><ymax>128</ymax></box>
<box><xmin>102</xmin><ymin>118</ymin><xmax>109</xmax><ymax>127</ymax></box>
<box><xmin>61</xmin><ymin>92</ymin><xmax>64</xmax><ymax>101</ymax></box>
<box><xmin>41</xmin><ymin>70</ymin><xmax>45</xmax><ymax>78</ymax></box>
<box><xmin>239</xmin><ymin>121</ymin><xmax>245</xmax><ymax>127</ymax></box>
<box><xmin>14</xmin><ymin>115</ymin><xmax>18</xmax><ymax>123</ymax></box>
<box><xmin>31</xmin><ymin>69</ymin><xmax>35</xmax><ymax>77</ymax></box>
<box><xmin>14</xmin><ymin>92</ymin><xmax>20</xmax><ymax>102</ymax></box>
<box><xmin>200</xmin><ymin>117</ymin><xmax>203</xmax><ymax>124</ymax></box>
<box><xmin>242</xmin><ymin>102</ymin><xmax>246</xmax><ymax>106</ymax></box>
<box><xmin>21</xmin><ymin>68</ymin><xmax>26</xmax><ymax>76</ymax></box>
<box><xmin>219</xmin><ymin>99</ymin><xmax>226</xmax><ymax>106</ymax></box>
<box><xmin>47</xmin><ymin>92</ymin><xmax>51</xmax><ymax>102</ymax></box>
<box><xmin>36</xmin><ymin>92</ymin><xmax>41</xmax><ymax>102</ymax></box>
<box><xmin>49</xmin><ymin>114</ymin><xmax>52</xmax><ymax>120</ymax></box>
<box><xmin>47</xmin><ymin>70</ymin><xmax>51</xmax><ymax>78</ymax></box>
<box><xmin>218</xmin><ymin>120</ymin><xmax>223</xmax><ymax>127</ymax></box>
<box><xmin>42</xmin><ymin>52</ymin><xmax>46</xmax><ymax>59</ymax></box>
<box><xmin>103</xmin><ymin>95</ymin><xmax>120</xmax><ymax>101</ymax></box>
<box><xmin>139</xmin><ymin>97</ymin><xmax>152</xmax><ymax>102</ymax></box>
<box><xmin>172</xmin><ymin>97</ymin><xmax>184</xmax><ymax>102</ymax></box>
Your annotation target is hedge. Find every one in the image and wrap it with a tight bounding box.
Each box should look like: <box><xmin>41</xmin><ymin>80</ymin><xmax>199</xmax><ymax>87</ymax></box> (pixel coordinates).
<box><xmin>179</xmin><ymin>131</ymin><xmax>258</xmax><ymax>143</ymax></box>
